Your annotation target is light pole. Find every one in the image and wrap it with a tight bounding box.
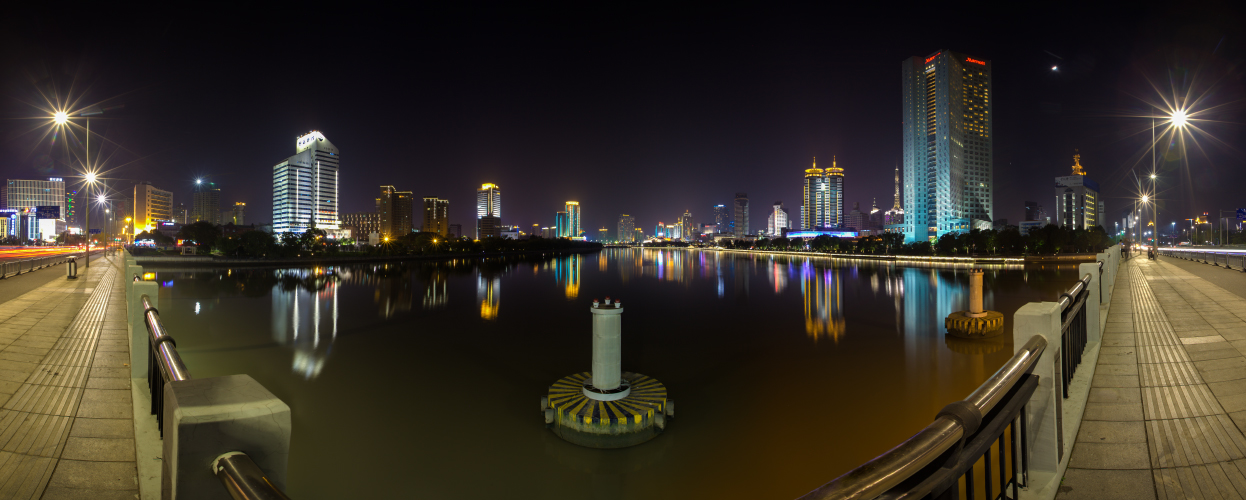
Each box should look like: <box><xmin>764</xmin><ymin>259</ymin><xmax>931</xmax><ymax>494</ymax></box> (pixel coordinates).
<box><xmin>54</xmin><ymin>109</ymin><xmax>103</xmax><ymax>267</ymax></box>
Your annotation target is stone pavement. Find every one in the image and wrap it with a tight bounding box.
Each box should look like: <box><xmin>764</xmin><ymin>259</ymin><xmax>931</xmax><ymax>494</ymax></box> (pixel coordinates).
<box><xmin>1058</xmin><ymin>256</ymin><xmax>1246</xmax><ymax>500</ymax></box>
<box><xmin>0</xmin><ymin>254</ymin><xmax>138</xmax><ymax>499</ymax></box>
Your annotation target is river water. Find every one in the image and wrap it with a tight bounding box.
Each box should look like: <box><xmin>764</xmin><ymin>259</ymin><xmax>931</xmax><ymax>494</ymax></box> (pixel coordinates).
<box><xmin>151</xmin><ymin>248</ymin><xmax>1080</xmax><ymax>499</ymax></box>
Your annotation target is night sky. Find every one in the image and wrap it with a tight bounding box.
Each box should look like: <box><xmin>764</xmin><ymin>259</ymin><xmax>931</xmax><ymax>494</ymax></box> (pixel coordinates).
<box><xmin>3</xmin><ymin>4</ymin><xmax>1244</xmax><ymax>236</ymax></box>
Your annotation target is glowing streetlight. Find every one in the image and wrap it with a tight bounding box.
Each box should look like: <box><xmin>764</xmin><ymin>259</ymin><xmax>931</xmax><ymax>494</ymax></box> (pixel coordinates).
<box><xmin>1142</xmin><ymin>195</ymin><xmax>1149</xmax><ymax>203</ymax></box>
<box><xmin>53</xmin><ymin>111</ymin><xmax>69</xmax><ymax>125</ymax></box>
<box><xmin>1150</xmin><ymin>173</ymin><xmax>1156</xmax><ymax>180</ymax></box>
<box><xmin>1171</xmin><ymin>109</ymin><xmax>1188</xmax><ymax>127</ymax></box>
<box><xmin>196</xmin><ymin>179</ymin><xmax>202</xmax><ymax>185</ymax></box>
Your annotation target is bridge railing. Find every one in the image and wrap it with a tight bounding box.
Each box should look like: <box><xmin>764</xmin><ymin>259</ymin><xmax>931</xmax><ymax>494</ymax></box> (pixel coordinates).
<box><xmin>1159</xmin><ymin>248</ymin><xmax>1246</xmax><ymax>271</ymax></box>
<box><xmin>129</xmin><ymin>259</ymin><xmax>293</xmax><ymax>500</ymax></box>
<box><xmin>0</xmin><ymin>251</ymin><xmax>82</xmax><ymax>279</ymax></box>
<box><xmin>799</xmin><ymin>245</ymin><xmax>1120</xmax><ymax>500</ymax></box>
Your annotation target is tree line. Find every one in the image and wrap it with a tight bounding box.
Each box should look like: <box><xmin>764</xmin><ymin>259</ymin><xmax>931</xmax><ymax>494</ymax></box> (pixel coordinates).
<box><xmin>720</xmin><ymin>225</ymin><xmax>1114</xmax><ymax>256</ymax></box>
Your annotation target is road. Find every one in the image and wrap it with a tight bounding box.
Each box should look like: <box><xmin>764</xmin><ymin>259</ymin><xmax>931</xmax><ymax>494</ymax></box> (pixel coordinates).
<box><xmin>0</xmin><ymin>246</ymin><xmax>91</xmax><ymax>262</ymax></box>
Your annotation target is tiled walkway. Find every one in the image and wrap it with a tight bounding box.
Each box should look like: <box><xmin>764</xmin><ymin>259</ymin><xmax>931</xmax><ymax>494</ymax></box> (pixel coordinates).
<box><xmin>0</xmin><ymin>254</ymin><xmax>137</xmax><ymax>499</ymax></box>
<box><xmin>1059</xmin><ymin>256</ymin><xmax>1246</xmax><ymax>499</ymax></box>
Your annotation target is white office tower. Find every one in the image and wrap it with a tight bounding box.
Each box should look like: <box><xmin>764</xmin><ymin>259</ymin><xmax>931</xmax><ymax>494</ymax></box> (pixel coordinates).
<box><xmin>274</xmin><ymin>131</ymin><xmax>341</xmax><ymax>235</ymax></box>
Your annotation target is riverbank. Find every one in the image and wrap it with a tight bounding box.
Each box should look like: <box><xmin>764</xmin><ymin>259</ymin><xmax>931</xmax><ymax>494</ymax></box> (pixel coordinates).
<box><xmin>692</xmin><ymin>247</ymin><xmax>1098</xmax><ymax>265</ymax></box>
<box><xmin>131</xmin><ymin>247</ymin><xmax>602</xmax><ymax>267</ymax></box>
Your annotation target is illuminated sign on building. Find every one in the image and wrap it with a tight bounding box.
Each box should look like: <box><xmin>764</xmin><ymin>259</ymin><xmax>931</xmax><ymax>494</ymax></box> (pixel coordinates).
<box><xmin>786</xmin><ymin>231</ymin><xmax>858</xmax><ymax>239</ymax></box>
<box><xmin>925</xmin><ymin>52</ymin><xmax>941</xmax><ymax>64</ymax></box>
<box><xmin>965</xmin><ymin>57</ymin><xmax>986</xmax><ymax>65</ymax></box>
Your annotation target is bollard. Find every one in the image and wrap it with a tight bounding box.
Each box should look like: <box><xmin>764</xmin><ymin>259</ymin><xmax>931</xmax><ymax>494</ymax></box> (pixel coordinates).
<box><xmin>66</xmin><ymin>257</ymin><xmax>78</xmax><ymax>280</ymax></box>
<box><xmin>589</xmin><ymin>298</ymin><xmax>624</xmax><ymax>392</ymax></box>
<box><xmin>967</xmin><ymin>269</ymin><xmax>986</xmax><ymax>318</ymax></box>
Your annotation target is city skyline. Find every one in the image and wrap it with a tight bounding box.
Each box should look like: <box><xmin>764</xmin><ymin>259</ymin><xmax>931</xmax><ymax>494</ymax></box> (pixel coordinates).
<box><xmin>1</xmin><ymin>6</ymin><xmax>1244</xmax><ymax>238</ymax></box>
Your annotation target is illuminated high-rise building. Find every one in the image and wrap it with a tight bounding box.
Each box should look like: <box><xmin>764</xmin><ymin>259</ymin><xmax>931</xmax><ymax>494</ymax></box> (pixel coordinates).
<box><xmin>379</xmin><ymin>186</ymin><xmax>413</xmax><ymax>238</ymax></box>
<box><xmin>193</xmin><ymin>181</ymin><xmax>221</xmax><ymax>225</ymax></box>
<box><xmin>801</xmin><ymin>157</ymin><xmax>844</xmax><ymax>229</ymax></box>
<box><xmin>273</xmin><ymin>131</ymin><xmax>340</xmax><ymax>234</ymax></box>
<box><xmin>230</xmin><ymin>202</ymin><xmax>245</xmax><ymax>225</ymax></box>
<box><xmin>617</xmin><ymin>214</ymin><xmax>635</xmax><ymax>243</ymax></box>
<box><xmin>4</xmin><ymin>178</ymin><xmax>66</xmax><ymax>241</ymax></box>
<box><xmin>555</xmin><ymin>211</ymin><xmax>569</xmax><ymax>238</ymax></box>
<box><xmin>767</xmin><ymin>202</ymin><xmax>790</xmax><ymax>237</ymax></box>
<box><xmin>133</xmin><ymin>182</ymin><xmax>173</xmax><ymax>233</ymax></box>
<box><xmin>884</xmin><ymin>166</ymin><xmax>906</xmax><ymax>230</ymax></box>
<box><xmin>678</xmin><ymin>210</ymin><xmax>693</xmax><ymax>241</ymax></box>
<box><xmin>712</xmin><ymin>204</ymin><xmax>728</xmax><ymax>234</ymax></box>
<box><xmin>901</xmin><ymin>50</ymin><xmax>992</xmax><ymax>242</ymax></box>
<box><xmin>733</xmin><ymin>193</ymin><xmax>749</xmax><ymax>238</ymax></box>
<box><xmin>422</xmin><ymin>197</ymin><xmax>449</xmax><ymax>236</ymax></box>
<box><xmin>1055</xmin><ymin>152</ymin><xmax>1102</xmax><ymax>231</ymax></box>
<box><xmin>476</xmin><ymin>183</ymin><xmax>501</xmax><ymax>238</ymax></box>
<box><xmin>565</xmin><ymin>201</ymin><xmax>581</xmax><ymax>238</ymax></box>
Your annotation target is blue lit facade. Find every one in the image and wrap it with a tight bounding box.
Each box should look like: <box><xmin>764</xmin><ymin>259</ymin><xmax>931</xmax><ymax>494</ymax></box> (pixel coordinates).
<box><xmin>901</xmin><ymin>50</ymin><xmax>992</xmax><ymax>243</ymax></box>
<box><xmin>274</xmin><ymin>131</ymin><xmax>341</xmax><ymax>235</ymax></box>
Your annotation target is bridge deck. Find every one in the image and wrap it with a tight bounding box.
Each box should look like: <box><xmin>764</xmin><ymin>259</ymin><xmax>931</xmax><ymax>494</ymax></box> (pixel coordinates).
<box><xmin>1060</xmin><ymin>256</ymin><xmax>1246</xmax><ymax>500</ymax></box>
<box><xmin>0</xmin><ymin>254</ymin><xmax>138</xmax><ymax>499</ymax></box>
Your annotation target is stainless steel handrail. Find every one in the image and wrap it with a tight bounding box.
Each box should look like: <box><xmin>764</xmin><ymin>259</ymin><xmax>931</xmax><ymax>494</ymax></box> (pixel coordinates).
<box><xmin>1057</xmin><ymin>273</ymin><xmax>1092</xmax><ymax>312</ymax></box>
<box><xmin>799</xmin><ymin>335</ymin><xmax>1048</xmax><ymax>500</ymax></box>
<box><xmin>141</xmin><ymin>294</ymin><xmax>191</xmax><ymax>382</ymax></box>
<box><xmin>213</xmin><ymin>452</ymin><xmax>292</xmax><ymax>500</ymax></box>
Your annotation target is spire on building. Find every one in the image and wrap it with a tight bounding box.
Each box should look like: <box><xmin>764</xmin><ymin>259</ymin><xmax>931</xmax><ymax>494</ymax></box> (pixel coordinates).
<box><xmin>827</xmin><ymin>155</ymin><xmax>844</xmax><ymax>176</ymax></box>
<box><xmin>1071</xmin><ymin>150</ymin><xmax>1086</xmax><ymax>176</ymax></box>
<box><xmin>892</xmin><ymin>165</ymin><xmax>902</xmax><ymax>210</ymax></box>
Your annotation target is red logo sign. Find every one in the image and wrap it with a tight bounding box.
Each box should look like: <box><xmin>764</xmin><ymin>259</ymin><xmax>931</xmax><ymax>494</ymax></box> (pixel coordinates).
<box><xmin>966</xmin><ymin>57</ymin><xmax>986</xmax><ymax>65</ymax></box>
<box><xmin>925</xmin><ymin>52</ymin><xmax>941</xmax><ymax>64</ymax></box>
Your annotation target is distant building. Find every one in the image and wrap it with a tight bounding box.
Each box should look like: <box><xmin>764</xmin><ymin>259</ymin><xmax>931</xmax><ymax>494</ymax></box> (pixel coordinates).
<box><xmin>555</xmin><ymin>211</ymin><xmax>569</xmax><ymax>238</ymax></box>
<box><xmin>65</xmin><ymin>189</ymin><xmax>77</xmax><ymax>226</ymax></box>
<box><xmin>273</xmin><ymin>131</ymin><xmax>341</xmax><ymax>235</ymax></box>
<box><xmin>767</xmin><ymin>202</ymin><xmax>790</xmax><ymax>237</ymax></box>
<box><xmin>598</xmin><ymin>228</ymin><xmax>608</xmax><ymax>241</ymax></box>
<box><xmin>478</xmin><ymin>215</ymin><xmax>501</xmax><ymax>239</ymax></box>
<box><xmin>679</xmin><ymin>210</ymin><xmax>693</xmax><ymax>241</ymax></box>
<box><xmin>902</xmin><ymin>50</ymin><xmax>993</xmax><ymax>242</ymax></box>
<box><xmin>173</xmin><ymin>202</ymin><xmax>188</xmax><ymax>224</ymax></box>
<box><xmin>565</xmin><ymin>201</ymin><xmax>581</xmax><ymax>238</ymax></box>
<box><xmin>846</xmin><ymin>202</ymin><xmax>866</xmax><ymax>231</ymax></box>
<box><xmin>133</xmin><ymin>182</ymin><xmax>173</xmax><ymax>234</ymax></box>
<box><xmin>379</xmin><ymin>186</ymin><xmax>414</xmax><ymax>238</ymax></box>
<box><xmin>801</xmin><ymin>157</ymin><xmax>845</xmax><ymax>229</ymax></box>
<box><xmin>1019</xmin><ymin>220</ymin><xmax>1045</xmax><ymax>235</ymax></box>
<box><xmin>654</xmin><ymin>223</ymin><xmax>666</xmax><ymax>238</ymax></box>
<box><xmin>476</xmin><ymin>183</ymin><xmax>501</xmax><ymax>239</ymax></box>
<box><xmin>1024</xmin><ymin>201</ymin><xmax>1040</xmax><ymax>222</ymax></box>
<box><xmin>422</xmin><ymin>197</ymin><xmax>449</xmax><ymax>236</ymax></box>
<box><xmin>712</xmin><ymin>204</ymin><xmax>728</xmax><ymax>234</ymax></box>
<box><xmin>993</xmin><ymin>218</ymin><xmax>1008</xmax><ymax>231</ymax></box>
<box><xmin>868</xmin><ymin>198</ymin><xmax>883</xmax><ymax>230</ymax></box>
<box><xmin>1055</xmin><ymin>152</ymin><xmax>1103</xmax><ymax>231</ymax></box>
<box><xmin>342</xmin><ymin>212</ymin><xmax>380</xmax><ymax>239</ymax></box>
<box><xmin>617</xmin><ymin>214</ymin><xmax>635</xmax><ymax>243</ymax></box>
<box><xmin>448</xmin><ymin>224</ymin><xmax>462</xmax><ymax>238</ymax></box>
<box><xmin>733</xmin><ymin>193</ymin><xmax>749</xmax><ymax>237</ymax></box>
<box><xmin>634</xmin><ymin>228</ymin><xmax>644</xmax><ymax>241</ymax></box>
<box><xmin>230</xmin><ymin>202</ymin><xmax>246</xmax><ymax>226</ymax></box>
<box><xmin>4</xmin><ymin>177</ymin><xmax>66</xmax><ymax>241</ymax></box>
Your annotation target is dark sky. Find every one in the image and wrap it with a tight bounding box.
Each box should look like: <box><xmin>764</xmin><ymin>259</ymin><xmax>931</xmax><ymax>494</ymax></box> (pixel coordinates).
<box><xmin>3</xmin><ymin>4</ymin><xmax>1245</xmax><ymax>236</ymax></box>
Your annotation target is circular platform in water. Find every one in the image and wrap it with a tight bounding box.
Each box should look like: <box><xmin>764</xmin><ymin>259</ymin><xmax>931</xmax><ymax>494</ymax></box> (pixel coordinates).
<box><xmin>545</xmin><ymin>371</ymin><xmax>669</xmax><ymax>448</ymax></box>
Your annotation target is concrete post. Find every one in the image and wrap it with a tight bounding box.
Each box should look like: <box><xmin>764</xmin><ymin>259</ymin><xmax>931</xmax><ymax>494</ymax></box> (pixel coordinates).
<box><xmin>162</xmin><ymin>374</ymin><xmax>291</xmax><ymax>500</ymax></box>
<box><xmin>1080</xmin><ymin>262</ymin><xmax>1102</xmax><ymax>344</ymax></box>
<box><xmin>968</xmin><ymin>269</ymin><xmax>985</xmax><ymax>317</ymax></box>
<box><xmin>131</xmin><ymin>281</ymin><xmax>158</xmax><ymax>379</ymax></box>
<box><xmin>1014</xmin><ymin>301</ymin><xmax>1064</xmax><ymax>496</ymax></box>
<box><xmin>590</xmin><ymin>299</ymin><xmax>624</xmax><ymax>390</ymax></box>
<box><xmin>126</xmin><ymin>264</ymin><xmax>144</xmax><ymax>314</ymax></box>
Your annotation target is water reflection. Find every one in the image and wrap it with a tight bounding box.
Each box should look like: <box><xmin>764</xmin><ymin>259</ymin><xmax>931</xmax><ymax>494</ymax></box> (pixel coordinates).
<box><xmin>271</xmin><ymin>268</ymin><xmax>342</xmax><ymax>379</ymax></box>
<box><xmin>801</xmin><ymin>261</ymin><xmax>845</xmax><ymax>343</ymax></box>
<box><xmin>554</xmin><ymin>254</ymin><xmax>580</xmax><ymax>299</ymax></box>
<box><xmin>478</xmin><ymin>273</ymin><xmax>500</xmax><ymax>320</ymax></box>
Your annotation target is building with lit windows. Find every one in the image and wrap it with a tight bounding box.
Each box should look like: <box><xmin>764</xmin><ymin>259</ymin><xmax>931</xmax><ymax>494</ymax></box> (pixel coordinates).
<box><xmin>733</xmin><ymin>193</ymin><xmax>749</xmax><ymax>237</ymax></box>
<box><xmin>378</xmin><ymin>186</ymin><xmax>413</xmax><ymax>238</ymax></box>
<box><xmin>885</xmin><ymin>166</ymin><xmax>906</xmax><ymax>234</ymax></box>
<box><xmin>767</xmin><ymin>202</ymin><xmax>790</xmax><ymax>237</ymax></box>
<box><xmin>654</xmin><ymin>223</ymin><xmax>666</xmax><ymax>238</ymax></box>
<box><xmin>343</xmin><ymin>212</ymin><xmax>380</xmax><ymax>239</ymax></box>
<box><xmin>476</xmin><ymin>183</ymin><xmax>501</xmax><ymax>239</ymax></box>
<box><xmin>193</xmin><ymin>181</ymin><xmax>221</xmax><ymax>225</ymax></box>
<box><xmin>422</xmin><ymin>197</ymin><xmax>449</xmax><ymax>236</ymax></box>
<box><xmin>555</xmin><ymin>211</ymin><xmax>569</xmax><ymax>238</ymax></box>
<box><xmin>4</xmin><ymin>178</ymin><xmax>67</xmax><ymax>241</ymax></box>
<box><xmin>1055</xmin><ymin>153</ymin><xmax>1103</xmax><ymax>231</ymax></box>
<box><xmin>801</xmin><ymin>157</ymin><xmax>844</xmax><ymax>229</ymax></box>
<box><xmin>273</xmin><ymin>131</ymin><xmax>341</xmax><ymax>235</ymax></box>
<box><xmin>901</xmin><ymin>50</ymin><xmax>993</xmax><ymax>242</ymax></box>
<box><xmin>617</xmin><ymin>214</ymin><xmax>635</xmax><ymax>243</ymax></box>
<box><xmin>678</xmin><ymin>210</ymin><xmax>693</xmax><ymax>241</ymax></box>
<box><xmin>564</xmin><ymin>201</ymin><xmax>580</xmax><ymax>238</ymax></box>
<box><xmin>230</xmin><ymin>202</ymin><xmax>246</xmax><ymax>225</ymax></box>
<box><xmin>133</xmin><ymin>182</ymin><xmax>173</xmax><ymax>233</ymax></box>
<box><xmin>712</xmin><ymin>204</ymin><xmax>728</xmax><ymax>234</ymax></box>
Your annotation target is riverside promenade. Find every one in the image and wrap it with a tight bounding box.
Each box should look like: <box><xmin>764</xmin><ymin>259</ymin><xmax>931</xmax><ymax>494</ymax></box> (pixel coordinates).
<box><xmin>0</xmin><ymin>253</ymin><xmax>139</xmax><ymax>499</ymax></box>
<box><xmin>1058</xmin><ymin>255</ymin><xmax>1246</xmax><ymax>499</ymax></box>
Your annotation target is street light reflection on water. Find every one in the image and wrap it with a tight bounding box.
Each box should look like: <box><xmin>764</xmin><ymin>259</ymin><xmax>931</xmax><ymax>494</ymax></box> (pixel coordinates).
<box><xmin>152</xmin><ymin>248</ymin><xmax>1078</xmax><ymax>499</ymax></box>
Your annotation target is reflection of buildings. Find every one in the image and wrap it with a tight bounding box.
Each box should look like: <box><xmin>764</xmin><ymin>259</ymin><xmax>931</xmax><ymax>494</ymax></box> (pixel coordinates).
<box><xmin>374</xmin><ymin>265</ymin><xmax>413</xmax><ymax>318</ymax></box>
<box><xmin>478</xmin><ymin>273</ymin><xmax>501</xmax><ymax>319</ymax></box>
<box><xmin>801</xmin><ymin>262</ymin><xmax>845</xmax><ymax>343</ymax></box>
<box><xmin>270</xmin><ymin>268</ymin><xmax>340</xmax><ymax>380</ymax></box>
<box><xmin>553</xmin><ymin>255</ymin><xmax>581</xmax><ymax>299</ymax></box>
<box><xmin>768</xmin><ymin>258</ymin><xmax>789</xmax><ymax>294</ymax></box>
<box><xmin>423</xmin><ymin>272</ymin><xmax>448</xmax><ymax>310</ymax></box>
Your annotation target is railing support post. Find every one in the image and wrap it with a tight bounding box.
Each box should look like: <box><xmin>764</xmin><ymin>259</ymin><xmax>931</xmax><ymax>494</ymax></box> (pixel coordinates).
<box><xmin>1013</xmin><ymin>302</ymin><xmax>1063</xmax><ymax>495</ymax></box>
<box><xmin>162</xmin><ymin>374</ymin><xmax>291</xmax><ymax>500</ymax></box>
<box><xmin>126</xmin><ymin>264</ymin><xmax>144</xmax><ymax>312</ymax></box>
<box><xmin>131</xmin><ymin>281</ymin><xmax>158</xmax><ymax>380</ymax></box>
<box><xmin>1080</xmin><ymin>263</ymin><xmax>1102</xmax><ymax>344</ymax></box>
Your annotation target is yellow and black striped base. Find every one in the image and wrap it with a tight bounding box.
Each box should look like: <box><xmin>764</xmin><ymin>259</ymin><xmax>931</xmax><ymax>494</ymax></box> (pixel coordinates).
<box><xmin>546</xmin><ymin>372</ymin><xmax>668</xmax><ymax>448</ymax></box>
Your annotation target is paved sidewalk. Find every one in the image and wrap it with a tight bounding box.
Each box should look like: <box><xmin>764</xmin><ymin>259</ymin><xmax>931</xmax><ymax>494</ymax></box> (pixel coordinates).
<box><xmin>1058</xmin><ymin>257</ymin><xmax>1246</xmax><ymax>500</ymax></box>
<box><xmin>0</xmin><ymin>254</ymin><xmax>137</xmax><ymax>499</ymax></box>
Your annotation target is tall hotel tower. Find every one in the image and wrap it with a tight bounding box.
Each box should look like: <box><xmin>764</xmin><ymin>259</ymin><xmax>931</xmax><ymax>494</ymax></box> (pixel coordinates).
<box><xmin>476</xmin><ymin>183</ymin><xmax>501</xmax><ymax>238</ymax></box>
<box><xmin>801</xmin><ymin>157</ymin><xmax>845</xmax><ymax>229</ymax></box>
<box><xmin>901</xmin><ymin>50</ymin><xmax>992</xmax><ymax>243</ymax></box>
<box><xmin>273</xmin><ymin>131</ymin><xmax>341</xmax><ymax>235</ymax></box>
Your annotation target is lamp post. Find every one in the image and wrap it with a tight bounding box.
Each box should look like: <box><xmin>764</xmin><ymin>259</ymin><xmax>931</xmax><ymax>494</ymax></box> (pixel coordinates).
<box><xmin>54</xmin><ymin>109</ymin><xmax>102</xmax><ymax>267</ymax></box>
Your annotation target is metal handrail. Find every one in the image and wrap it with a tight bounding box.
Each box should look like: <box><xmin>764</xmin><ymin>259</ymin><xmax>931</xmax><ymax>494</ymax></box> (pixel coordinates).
<box><xmin>798</xmin><ymin>335</ymin><xmax>1048</xmax><ymax>500</ymax></box>
<box><xmin>0</xmin><ymin>251</ymin><xmax>82</xmax><ymax>279</ymax></box>
<box><xmin>1057</xmin><ymin>273</ymin><xmax>1092</xmax><ymax>312</ymax></box>
<box><xmin>139</xmin><ymin>293</ymin><xmax>290</xmax><ymax>499</ymax></box>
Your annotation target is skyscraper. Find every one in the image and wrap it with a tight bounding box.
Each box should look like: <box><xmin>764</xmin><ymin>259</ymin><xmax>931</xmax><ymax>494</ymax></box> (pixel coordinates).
<box><xmin>1055</xmin><ymin>152</ymin><xmax>1102</xmax><ymax>231</ymax></box>
<box><xmin>230</xmin><ymin>202</ymin><xmax>246</xmax><ymax>225</ymax></box>
<box><xmin>555</xmin><ymin>211</ymin><xmax>569</xmax><ymax>238</ymax></box>
<box><xmin>901</xmin><ymin>50</ymin><xmax>992</xmax><ymax>242</ymax></box>
<box><xmin>679</xmin><ymin>210</ymin><xmax>693</xmax><ymax>241</ymax></box>
<box><xmin>134</xmin><ymin>182</ymin><xmax>173</xmax><ymax>233</ymax></box>
<box><xmin>712</xmin><ymin>204</ymin><xmax>728</xmax><ymax>234</ymax></box>
<box><xmin>565</xmin><ymin>201</ymin><xmax>581</xmax><ymax>238</ymax></box>
<box><xmin>422</xmin><ymin>197</ymin><xmax>450</xmax><ymax>236</ymax></box>
<box><xmin>617</xmin><ymin>214</ymin><xmax>635</xmax><ymax>243</ymax></box>
<box><xmin>733</xmin><ymin>193</ymin><xmax>749</xmax><ymax>238</ymax></box>
<box><xmin>193</xmin><ymin>181</ymin><xmax>221</xmax><ymax>225</ymax></box>
<box><xmin>476</xmin><ymin>183</ymin><xmax>501</xmax><ymax>239</ymax></box>
<box><xmin>801</xmin><ymin>157</ymin><xmax>845</xmax><ymax>229</ymax></box>
<box><xmin>273</xmin><ymin>131</ymin><xmax>341</xmax><ymax>235</ymax></box>
<box><xmin>767</xmin><ymin>202</ymin><xmax>790</xmax><ymax>237</ymax></box>
<box><xmin>884</xmin><ymin>166</ymin><xmax>906</xmax><ymax>228</ymax></box>
<box><xmin>379</xmin><ymin>186</ymin><xmax>414</xmax><ymax>238</ymax></box>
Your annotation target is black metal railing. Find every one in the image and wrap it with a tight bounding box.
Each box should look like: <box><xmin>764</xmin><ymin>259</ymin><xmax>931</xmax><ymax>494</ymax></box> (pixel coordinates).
<box><xmin>139</xmin><ymin>293</ymin><xmax>291</xmax><ymax>500</ymax></box>
<box><xmin>798</xmin><ymin>336</ymin><xmax>1047</xmax><ymax>500</ymax></box>
<box><xmin>1057</xmin><ymin>273</ymin><xmax>1092</xmax><ymax>398</ymax></box>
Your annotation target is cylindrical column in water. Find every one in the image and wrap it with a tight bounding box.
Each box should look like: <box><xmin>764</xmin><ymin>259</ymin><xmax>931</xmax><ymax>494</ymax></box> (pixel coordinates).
<box><xmin>590</xmin><ymin>298</ymin><xmax>623</xmax><ymax>390</ymax></box>
<box><xmin>968</xmin><ymin>269</ymin><xmax>986</xmax><ymax>318</ymax></box>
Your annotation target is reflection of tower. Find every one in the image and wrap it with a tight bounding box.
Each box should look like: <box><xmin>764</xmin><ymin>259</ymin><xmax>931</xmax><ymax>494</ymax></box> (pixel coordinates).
<box><xmin>769</xmin><ymin>259</ymin><xmax>788</xmax><ymax>294</ymax></box>
<box><xmin>554</xmin><ymin>255</ymin><xmax>581</xmax><ymax>299</ymax></box>
<box><xmin>478</xmin><ymin>273</ymin><xmax>500</xmax><ymax>319</ymax></box>
<box><xmin>270</xmin><ymin>268</ymin><xmax>339</xmax><ymax>379</ymax></box>
<box><xmin>801</xmin><ymin>262</ymin><xmax>845</xmax><ymax>342</ymax></box>
<box><xmin>423</xmin><ymin>272</ymin><xmax>448</xmax><ymax>310</ymax></box>
<box><xmin>375</xmin><ymin>266</ymin><xmax>413</xmax><ymax>318</ymax></box>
